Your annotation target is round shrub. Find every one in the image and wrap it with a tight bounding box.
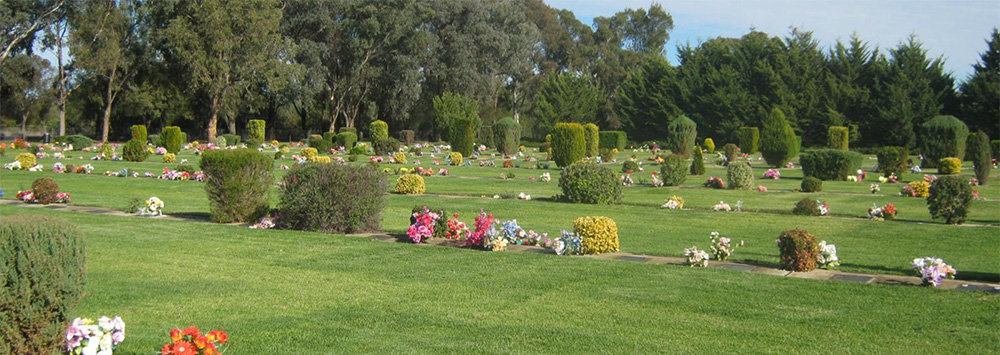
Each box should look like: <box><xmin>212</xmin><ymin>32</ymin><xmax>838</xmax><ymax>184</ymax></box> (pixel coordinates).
<box><xmin>392</xmin><ymin>152</ymin><xmax>407</xmax><ymax>164</ymax></box>
<box><xmin>598</xmin><ymin>131</ymin><xmax>627</xmax><ymax>151</ymax></box>
<box><xmin>200</xmin><ymin>149</ymin><xmax>273</xmax><ymax>223</ymax></box>
<box><xmin>1</xmin><ymin>215</ymin><xmax>85</xmax><ymax>354</ymax></box>
<box><xmin>131</xmin><ymin>124</ymin><xmax>147</xmax><ymax>142</ymax></box>
<box><xmin>310</xmin><ymin>156</ymin><xmax>331</xmax><ymax>164</ymax></box>
<box><xmin>222</xmin><ymin>134</ymin><xmax>241</xmax><ymax>146</ymax></box>
<box><xmin>215</xmin><ymin>136</ymin><xmax>227</xmax><ymax>148</ymax></box>
<box><xmin>827</xmin><ymin>126</ymin><xmax>849</xmax><ymax>150</ymax></box>
<box><xmin>927</xmin><ymin>175</ymin><xmax>973</xmax><ymax>225</ymax></box>
<box><xmin>877</xmin><ymin>146</ymin><xmax>909</xmax><ymax>177</ymax></box>
<box><xmin>54</xmin><ymin>134</ymin><xmax>94</xmax><ymax>149</ymax></box>
<box><xmin>450</xmin><ymin>118</ymin><xmax>475</xmax><ymax>157</ymax></box>
<box><xmin>801</xmin><ymin>176</ymin><xmax>823</xmax><ymax>192</ymax></box>
<box><xmin>163</xmin><ymin>153</ymin><xmax>176</xmax><ymax>163</ymax></box>
<box><xmin>394</xmin><ymin>174</ymin><xmax>426</xmax><ymax>195</ymax></box>
<box><xmin>777</xmin><ymin>229</ymin><xmax>819</xmax><ymax>272</ymax></box>
<box><xmin>622</xmin><ymin>160</ymin><xmax>639</xmax><ymax>173</ymax></box>
<box><xmin>660</xmin><ymin>154</ymin><xmax>689</xmax><ymax>186</ymax></box>
<box><xmin>248</xmin><ymin>119</ymin><xmax>266</xmax><ymax>141</ymax></box>
<box><xmin>279</xmin><ymin>164</ymin><xmax>386</xmax><ymax>233</ymax></box>
<box><xmin>727</xmin><ymin>162</ymin><xmax>754</xmax><ymax>190</ymax></box>
<box><xmin>336</xmin><ymin>132</ymin><xmax>358</xmax><ymax>149</ymax></box>
<box><xmin>738</xmin><ymin>126</ymin><xmax>759</xmax><ymax>154</ymax></box>
<box><xmin>122</xmin><ymin>139</ymin><xmax>148</xmax><ymax>162</ymax></box>
<box><xmin>493</xmin><ymin>117</ymin><xmax>522</xmax><ymax>155</ymax></box>
<box><xmin>31</xmin><ymin>178</ymin><xmax>59</xmax><ymax>204</ymax></box>
<box><xmin>175</xmin><ymin>163</ymin><xmax>195</xmax><ymax>174</ymax></box>
<box><xmin>559</xmin><ymin>163</ymin><xmax>623</xmax><ymax>204</ymax></box>
<box><xmin>938</xmin><ymin>157</ymin><xmax>961</xmax><ymax>175</ymax></box>
<box><xmin>666</xmin><ymin>115</ymin><xmax>697</xmax><ymax>158</ymax></box>
<box><xmin>551</xmin><ymin>123</ymin><xmax>586</xmax><ymax>167</ymax></box>
<box><xmin>583</xmin><ymin>123</ymin><xmax>599</xmax><ymax>158</ymax></box>
<box><xmin>573</xmin><ymin>216</ymin><xmax>619</xmax><ymax>255</ymax></box>
<box><xmin>792</xmin><ymin>198</ymin><xmax>823</xmax><ymax>216</ymax></box>
<box><xmin>760</xmin><ymin>107</ymin><xmax>797</xmax><ymax>167</ymax></box>
<box><xmin>449</xmin><ymin>152</ymin><xmax>463</xmax><ymax>166</ymax></box>
<box><xmin>921</xmin><ymin>115</ymin><xmax>968</xmax><ymax>168</ymax></box>
<box><xmin>799</xmin><ymin>149</ymin><xmax>863</xmax><ymax>180</ymax></box>
<box><xmin>348</xmin><ymin>145</ymin><xmax>366</xmax><ymax>156</ymax></box>
<box><xmin>703</xmin><ymin>138</ymin><xmax>715</xmax><ymax>153</ymax></box>
<box><xmin>690</xmin><ymin>146</ymin><xmax>705</xmax><ymax>175</ymax></box>
<box><xmin>970</xmin><ymin>131</ymin><xmax>990</xmax><ymax>185</ymax></box>
<box><xmin>308</xmin><ymin>136</ymin><xmax>333</xmax><ymax>153</ymax></box>
<box><xmin>722</xmin><ymin>143</ymin><xmax>739</xmax><ymax>164</ymax></box>
<box><xmin>162</xmin><ymin>126</ymin><xmax>183</xmax><ymax>154</ymax></box>
<box><xmin>907</xmin><ymin>180</ymin><xmax>930</xmax><ymax>198</ymax></box>
<box><xmin>300</xmin><ymin>147</ymin><xmax>318</xmax><ymax>160</ymax></box>
<box><xmin>15</xmin><ymin>153</ymin><xmax>35</xmax><ymax>169</ymax></box>
<box><xmin>97</xmin><ymin>142</ymin><xmax>115</xmax><ymax>159</ymax></box>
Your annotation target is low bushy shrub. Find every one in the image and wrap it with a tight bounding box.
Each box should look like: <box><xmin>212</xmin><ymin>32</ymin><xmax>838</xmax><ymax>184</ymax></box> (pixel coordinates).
<box><xmin>449</xmin><ymin>152</ymin><xmax>463</xmax><ymax>166</ymax></box>
<box><xmin>215</xmin><ymin>136</ymin><xmax>228</xmax><ymax>148</ymax></box>
<box><xmin>583</xmin><ymin>123</ymin><xmax>599</xmax><ymax>158</ymax></box>
<box><xmin>777</xmin><ymin>229</ymin><xmax>819</xmax><ymax>272</ymax></box>
<box><xmin>323</xmin><ymin>131</ymin><xmax>337</xmax><ymax>144</ymax></box>
<box><xmin>338</xmin><ymin>126</ymin><xmax>358</xmax><ymax>135</ymax></box>
<box><xmin>938</xmin><ymin>157</ymin><xmax>961</xmax><ymax>175</ymax></box>
<box><xmin>122</xmin><ymin>139</ymin><xmax>148</xmax><ymax>162</ymax></box>
<box><xmin>392</xmin><ymin>152</ymin><xmax>407</xmax><ymax>164</ymax></box>
<box><xmin>551</xmin><ymin>122</ymin><xmax>586</xmax><ymax>167</ymax></box>
<box><xmin>927</xmin><ymin>175</ymin><xmax>973</xmax><ymax>224</ymax></box>
<box><xmin>348</xmin><ymin>145</ymin><xmax>366</xmax><ymax>156</ymax></box>
<box><xmin>336</xmin><ymin>132</ymin><xmax>358</xmax><ymax>149</ymax></box>
<box><xmin>573</xmin><ymin>216</ymin><xmax>619</xmax><ymax>255</ymax></box>
<box><xmin>792</xmin><ymin>198</ymin><xmax>827</xmax><ymax>216</ymax></box>
<box><xmin>248</xmin><ymin>119</ymin><xmax>266</xmax><ymax>141</ymax></box>
<box><xmin>801</xmin><ymin>176</ymin><xmax>822</xmax><ymax>192</ymax></box>
<box><xmin>162</xmin><ymin>126</ymin><xmax>183</xmax><ymax>154</ymax></box>
<box><xmin>666</xmin><ymin>115</ymin><xmax>697</xmax><ymax>158</ymax></box>
<box><xmin>1</xmin><ymin>215</ymin><xmax>86</xmax><ymax>354</ymax></box>
<box><xmin>97</xmin><ymin>142</ymin><xmax>114</xmax><ymax>159</ymax></box>
<box><xmin>622</xmin><ymin>160</ymin><xmax>639</xmax><ymax>173</ymax></box>
<box><xmin>828</xmin><ymin>126</ymin><xmax>849</xmax><ymax>150</ymax></box>
<box><xmin>163</xmin><ymin>153</ymin><xmax>176</xmax><ymax>163</ymax></box>
<box><xmin>131</xmin><ymin>124</ymin><xmax>147</xmax><ymax>142</ymax></box>
<box><xmin>727</xmin><ymin>162</ymin><xmax>754</xmax><ymax>190</ymax></box>
<box><xmin>877</xmin><ymin>146</ymin><xmax>909</xmax><ymax>177</ymax></box>
<box><xmin>738</xmin><ymin>127</ymin><xmax>759</xmax><ymax>154</ymax></box>
<box><xmin>722</xmin><ymin>143</ymin><xmax>739</xmax><ymax>164</ymax></box>
<box><xmin>660</xmin><ymin>154</ymin><xmax>689</xmax><ymax>186</ymax></box>
<box><xmin>799</xmin><ymin>149</ymin><xmax>863</xmax><ymax>180</ymax></box>
<box><xmin>308</xmin><ymin>136</ymin><xmax>333</xmax><ymax>153</ymax></box>
<box><xmin>200</xmin><ymin>149</ymin><xmax>273</xmax><ymax>223</ymax></box>
<box><xmin>394</xmin><ymin>174</ymin><xmax>426</xmax><ymax>194</ymax></box>
<box><xmin>493</xmin><ymin>117</ymin><xmax>522</xmax><ymax>155</ymax></box>
<box><xmin>450</xmin><ymin>118</ymin><xmax>475</xmax><ymax>157</ymax></box>
<box><xmin>703</xmin><ymin>138</ymin><xmax>715</xmax><ymax>153</ymax></box>
<box><xmin>31</xmin><ymin>178</ymin><xmax>59</xmax><ymax>204</ymax></box>
<box><xmin>279</xmin><ymin>164</ymin><xmax>385</xmax><ymax>233</ymax></box>
<box><xmin>921</xmin><ymin>115</ymin><xmax>968</xmax><ymax>168</ymax></box>
<box><xmin>970</xmin><ymin>131</ymin><xmax>990</xmax><ymax>185</ymax></box>
<box><xmin>222</xmin><ymin>134</ymin><xmax>241</xmax><ymax>146</ymax></box>
<box><xmin>598</xmin><ymin>131</ymin><xmax>627</xmax><ymax>151</ymax></box>
<box><xmin>15</xmin><ymin>152</ymin><xmax>35</xmax><ymax>169</ymax></box>
<box><xmin>300</xmin><ymin>147</ymin><xmax>318</xmax><ymax>160</ymax></box>
<box><xmin>54</xmin><ymin>134</ymin><xmax>94</xmax><ymax>148</ymax></box>
<box><xmin>559</xmin><ymin>163</ymin><xmax>622</xmax><ymax>204</ymax></box>
<box><xmin>148</xmin><ymin>134</ymin><xmax>160</xmax><ymax>146</ymax></box>
<box><xmin>690</xmin><ymin>146</ymin><xmax>705</xmax><ymax>175</ymax></box>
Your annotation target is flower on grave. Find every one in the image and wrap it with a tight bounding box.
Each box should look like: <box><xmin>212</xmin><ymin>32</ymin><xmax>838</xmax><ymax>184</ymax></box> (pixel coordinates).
<box><xmin>250</xmin><ymin>216</ymin><xmax>276</xmax><ymax>229</ymax></box>
<box><xmin>65</xmin><ymin>316</ymin><xmax>126</xmax><ymax>355</ymax></box>
<box><xmin>911</xmin><ymin>257</ymin><xmax>956</xmax><ymax>287</ymax></box>
<box><xmin>142</xmin><ymin>197</ymin><xmax>164</xmax><ymax>216</ymax></box>
<box><xmin>552</xmin><ymin>230</ymin><xmax>582</xmax><ymax>256</ymax></box>
<box><xmin>683</xmin><ymin>246</ymin><xmax>710</xmax><ymax>267</ymax></box>
<box><xmin>444</xmin><ymin>213</ymin><xmax>468</xmax><ymax>240</ymax></box>
<box><xmin>712</xmin><ymin>201</ymin><xmax>731</xmax><ymax>212</ymax></box>
<box><xmin>969</xmin><ymin>178</ymin><xmax>980</xmax><ymax>186</ymax></box>
<box><xmin>817</xmin><ymin>240</ymin><xmax>840</xmax><ymax>269</ymax></box>
<box><xmin>160</xmin><ymin>327</ymin><xmax>228</xmax><ymax>355</ymax></box>
<box><xmin>866</xmin><ymin>202</ymin><xmax>897</xmax><ymax>221</ymax></box>
<box><xmin>662</xmin><ymin>195</ymin><xmax>684</xmax><ymax>210</ymax></box>
<box><xmin>910</xmin><ymin>165</ymin><xmax>922</xmax><ymax>173</ymax></box>
<box><xmin>539</xmin><ymin>173</ymin><xmax>551</xmax><ymax>182</ymax></box>
<box><xmin>785</xmin><ymin>162</ymin><xmax>794</xmax><ymax>169</ymax></box>
<box><xmin>757</xmin><ymin>185</ymin><xmax>768</xmax><ymax>192</ymax></box>
<box><xmin>518</xmin><ymin>192</ymin><xmax>531</xmax><ymax>200</ymax></box>
<box><xmin>846</xmin><ymin>175</ymin><xmax>858</xmax><ymax>182</ymax></box>
<box><xmin>407</xmin><ymin>206</ymin><xmax>441</xmax><ymax>244</ymax></box>
<box><xmin>870</xmin><ymin>184</ymin><xmax>881</xmax><ymax>194</ymax></box>
<box><xmin>709</xmin><ymin>231</ymin><xmax>743</xmax><ymax>261</ymax></box>
<box><xmin>763</xmin><ymin>169</ymin><xmax>781</xmax><ymax>179</ymax></box>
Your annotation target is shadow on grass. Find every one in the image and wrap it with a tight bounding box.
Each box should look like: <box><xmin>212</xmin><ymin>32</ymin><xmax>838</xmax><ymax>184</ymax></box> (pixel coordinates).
<box><xmin>167</xmin><ymin>212</ymin><xmax>211</xmax><ymax>221</ymax></box>
<box><xmin>840</xmin><ymin>262</ymin><xmax>1000</xmax><ymax>282</ymax></box>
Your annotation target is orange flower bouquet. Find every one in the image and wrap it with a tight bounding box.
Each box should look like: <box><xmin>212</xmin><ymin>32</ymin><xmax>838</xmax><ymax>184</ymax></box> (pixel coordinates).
<box><xmin>160</xmin><ymin>326</ymin><xmax>228</xmax><ymax>355</ymax></box>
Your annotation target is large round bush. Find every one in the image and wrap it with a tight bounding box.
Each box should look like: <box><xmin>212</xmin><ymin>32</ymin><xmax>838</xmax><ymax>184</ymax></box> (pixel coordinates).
<box><xmin>558</xmin><ymin>163</ymin><xmax>622</xmax><ymax>204</ymax></box>
<box><xmin>279</xmin><ymin>164</ymin><xmax>386</xmax><ymax>233</ymax></box>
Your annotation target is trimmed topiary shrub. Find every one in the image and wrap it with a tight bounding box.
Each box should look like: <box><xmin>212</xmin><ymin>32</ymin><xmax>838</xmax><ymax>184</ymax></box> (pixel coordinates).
<box><xmin>777</xmin><ymin>229</ymin><xmax>819</xmax><ymax>272</ymax></box>
<box><xmin>0</xmin><ymin>215</ymin><xmax>85</xmax><ymax>355</ymax></box>
<box><xmin>938</xmin><ymin>157</ymin><xmax>961</xmax><ymax>175</ymax></box>
<box><xmin>660</xmin><ymin>154</ymin><xmax>689</xmax><ymax>186</ymax></box>
<box><xmin>200</xmin><ymin>149</ymin><xmax>273</xmax><ymax>223</ymax></box>
<box><xmin>666</xmin><ymin>115</ymin><xmax>697</xmax><ymax>158</ymax></box>
<box><xmin>970</xmin><ymin>131</ymin><xmax>990</xmax><ymax>185</ymax></box>
<box><xmin>450</xmin><ymin>118</ymin><xmax>475</xmax><ymax>157</ymax></box>
<box><xmin>760</xmin><ymin>107</ymin><xmax>797</xmax><ymax>167</ymax></box>
<box><xmin>963</xmin><ymin>132</ymin><xmax>977</xmax><ymax>161</ymax></box>
<box><xmin>122</xmin><ymin>139</ymin><xmax>148</xmax><ymax>162</ymax></box>
<box><xmin>800</xmin><ymin>149</ymin><xmax>864</xmax><ymax>180</ymax></box>
<box><xmin>336</xmin><ymin>132</ymin><xmax>358</xmax><ymax>149</ymax></box>
<box><xmin>449</xmin><ymin>152</ymin><xmax>463</xmax><ymax>166</ymax></box>
<box><xmin>308</xmin><ymin>136</ymin><xmax>333</xmax><ymax>153</ymax></box>
<box><xmin>598</xmin><ymin>131</ymin><xmax>627</xmax><ymax>151</ymax></box>
<box><xmin>574</xmin><ymin>216</ymin><xmax>619</xmax><ymax>255</ymax></box>
<box><xmin>801</xmin><ymin>176</ymin><xmax>822</xmax><ymax>192</ymax></box>
<box><xmin>551</xmin><ymin>122</ymin><xmax>586</xmax><ymax>167</ymax></box>
<box><xmin>583</xmin><ymin>123</ymin><xmax>600</xmax><ymax>158</ymax></box>
<box><xmin>180</xmin><ymin>132</ymin><xmax>187</xmax><ymax>145</ymax></box>
<box><xmin>248</xmin><ymin>119</ymin><xmax>266</xmax><ymax>141</ymax></box>
<box><xmin>690</xmin><ymin>146</ymin><xmax>705</xmax><ymax>175</ymax></box>
<box><xmin>369</xmin><ymin>120</ymin><xmax>390</xmax><ymax>153</ymax></box>
<box><xmin>279</xmin><ymin>164</ymin><xmax>386</xmax><ymax>233</ymax></box>
<box><xmin>703</xmin><ymin>138</ymin><xmax>715</xmax><ymax>153</ymax></box>
<box><xmin>394</xmin><ymin>174</ymin><xmax>426</xmax><ymax>194</ymax></box>
<box><xmin>15</xmin><ymin>152</ymin><xmax>35</xmax><ymax>169</ymax></box>
<box><xmin>738</xmin><ymin>127</ymin><xmax>759</xmax><ymax>154</ymax></box>
<box><xmin>300</xmin><ymin>147</ymin><xmax>319</xmax><ymax>160</ymax></box>
<box><xmin>921</xmin><ymin>115</ymin><xmax>968</xmax><ymax>168</ymax></box>
<box><xmin>877</xmin><ymin>146</ymin><xmax>909</xmax><ymax>177</ymax></box>
<box><xmin>559</xmin><ymin>163</ymin><xmax>622</xmax><ymax>204</ymax></box>
<box><xmin>722</xmin><ymin>143</ymin><xmax>739</xmax><ymax>165</ymax></box>
<box><xmin>163</xmin><ymin>153</ymin><xmax>176</xmax><ymax>163</ymax></box>
<box><xmin>222</xmin><ymin>134</ymin><xmax>240</xmax><ymax>146</ymax></box>
<box><xmin>927</xmin><ymin>175</ymin><xmax>973</xmax><ymax>224</ymax></box>
<box><xmin>215</xmin><ymin>136</ymin><xmax>228</xmax><ymax>148</ymax></box>
<box><xmin>31</xmin><ymin>178</ymin><xmax>59</xmax><ymax>204</ymax></box>
<box><xmin>131</xmin><ymin>124</ymin><xmax>147</xmax><ymax>142</ymax></box>
<box><xmin>828</xmin><ymin>126</ymin><xmax>849</xmax><ymax>150</ymax></box>
<box><xmin>727</xmin><ymin>162</ymin><xmax>755</xmax><ymax>190</ymax></box>
<box><xmin>162</xmin><ymin>126</ymin><xmax>183</xmax><ymax>154</ymax></box>
<box><xmin>622</xmin><ymin>160</ymin><xmax>639</xmax><ymax>173</ymax></box>
<box><xmin>494</xmin><ymin>117</ymin><xmax>522</xmax><ymax>155</ymax></box>
<box><xmin>54</xmin><ymin>134</ymin><xmax>94</xmax><ymax>149</ymax></box>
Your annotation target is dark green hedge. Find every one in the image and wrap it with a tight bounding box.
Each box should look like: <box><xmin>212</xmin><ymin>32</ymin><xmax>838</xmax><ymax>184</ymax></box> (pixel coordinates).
<box><xmin>800</xmin><ymin>149</ymin><xmax>863</xmax><ymax>180</ymax></box>
<box><xmin>558</xmin><ymin>163</ymin><xmax>622</xmax><ymax>204</ymax></box>
<box><xmin>551</xmin><ymin>122</ymin><xmax>586</xmax><ymax>167</ymax></box>
<box><xmin>200</xmin><ymin>149</ymin><xmax>273</xmax><ymax>223</ymax></box>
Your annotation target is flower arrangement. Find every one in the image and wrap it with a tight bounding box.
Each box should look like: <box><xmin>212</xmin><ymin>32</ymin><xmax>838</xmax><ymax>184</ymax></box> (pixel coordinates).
<box><xmin>817</xmin><ymin>240</ymin><xmax>840</xmax><ymax>269</ymax></box>
<box><xmin>763</xmin><ymin>169</ymin><xmax>781</xmax><ymax>179</ymax></box>
<box><xmin>517</xmin><ymin>192</ymin><xmax>531</xmax><ymax>200</ymax></box>
<box><xmin>901</xmin><ymin>180</ymin><xmax>930</xmax><ymax>197</ymax></box>
<box><xmin>846</xmin><ymin>175</ymin><xmax>858</xmax><ymax>182</ymax></box>
<box><xmin>683</xmin><ymin>246</ymin><xmax>710</xmax><ymax>267</ymax></box>
<box><xmin>785</xmin><ymin>161</ymin><xmax>794</xmax><ymax>169</ymax></box>
<box><xmin>661</xmin><ymin>195</ymin><xmax>684</xmax><ymax>209</ymax></box>
<box><xmin>155</xmin><ymin>147</ymin><xmax>167</xmax><ymax>155</ymax></box>
<box><xmin>709</xmin><ymin>231</ymin><xmax>743</xmax><ymax>261</ymax></box>
<box><xmin>923</xmin><ymin>174</ymin><xmax>938</xmax><ymax>183</ymax></box>
<box><xmin>499</xmin><ymin>219</ymin><xmax>528</xmax><ymax>245</ymax></box>
<box><xmin>866</xmin><ymin>203</ymin><xmax>897</xmax><ymax>221</ymax></box>
<box><xmin>142</xmin><ymin>197</ymin><xmax>164</xmax><ymax>216</ymax></box>
<box><xmin>3</xmin><ymin>161</ymin><xmax>21</xmax><ymax>170</ymax></box>
<box><xmin>704</xmin><ymin>176</ymin><xmax>725</xmax><ymax>189</ymax></box>
<box><xmin>160</xmin><ymin>326</ymin><xmax>228</xmax><ymax>355</ymax></box>
<box><xmin>911</xmin><ymin>257</ymin><xmax>956</xmax><ymax>287</ymax></box>
<box><xmin>620</xmin><ymin>173</ymin><xmax>635</xmax><ymax>186</ymax></box>
<box><xmin>51</xmin><ymin>162</ymin><xmax>66</xmax><ymax>173</ymax></box>
<box><xmin>479</xmin><ymin>160</ymin><xmax>495</xmax><ymax>167</ymax></box>
<box><xmin>65</xmin><ymin>316</ymin><xmax>125</xmax><ymax>355</ymax></box>
<box><xmin>969</xmin><ymin>178</ymin><xmax>980</xmax><ymax>185</ymax></box>
<box><xmin>250</xmin><ymin>216</ymin><xmax>276</xmax><ymax>229</ymax></box>
<box><xmin>465</xmin><ymin>209</ymin><xmax>498</xmax><ymax>249</ymax></box>
<box><xmin>552</xmin><ymin>230</ymin><xmax>582</xmax><ymax>256</ymax></box>
<box><xmin>856</xmin><ymin>169</ymin><xmax>867</xmax><ymax>181</ymax></box>
<box><xmin>28</xmin><ymin>163</ymin><xmax>44</xmax><ymax>172</ymax></box>
<box><xmin>910</xmin><ymin>165</ymin><xmax>922</xmax><ymax>173</ymax></box>
<box><xmin>444</xmin><ymin>213</ymin><xmax>468</xmax><ymax>240</ymax></box>
<box><xmin>55</xmin><ymin>192</ymin><xmax>71</xmax><ymax>203</ymax></box>
<box><xmin>78</xmin><ymin>164</ymin><xmax>95</xmax><ymax>174</ymax></box>
<box><xmin>15</xmin><ymin>190</ymin><xmax>34</xmax><ymax>202</ymax></box>
<box><xmin>539</xmin><ymin>172</ymin><xmax>551</xmax><ymax>182</ymax></box>
<box><xmin>711</xmin><ymin>201</ymin><xmax>732</xmax><ymax>212</ymax></box>
<box><xmin>870</xmin><ymin>184</ymin><xmax>880</xmax><ymax>194</ymax></box>
<box><xmin>407</xmin><ymin>206</ymin><xmax>441</xmax><ymax>243</ymax></box>
<box><xmin>757</xmin><ymin>185</ymin><xmax>767</xmax><ymax>192</ymax></box>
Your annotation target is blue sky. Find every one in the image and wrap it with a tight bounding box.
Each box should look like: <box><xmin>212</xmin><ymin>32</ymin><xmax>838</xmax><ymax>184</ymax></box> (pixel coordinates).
<box><xmin>547</xmin><ymin>0</ymin><xmax>1000</xmax><ymax>81</ymax></box>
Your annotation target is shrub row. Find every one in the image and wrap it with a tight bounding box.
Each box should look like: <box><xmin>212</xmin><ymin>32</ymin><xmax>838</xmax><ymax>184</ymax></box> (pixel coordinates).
<box><xmin>598</xmin><ymin>131</ymin><xmax>627</xmax><ymax>151</ymax></box>
<box><xmin>800</xmin><ymin>149</ymin><xmax>863</xmax><ymax>180</ymax></box>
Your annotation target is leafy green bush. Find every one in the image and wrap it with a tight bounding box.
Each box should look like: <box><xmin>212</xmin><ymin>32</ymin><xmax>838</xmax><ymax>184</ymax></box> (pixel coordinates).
<box><xmin>970</xmin><ymin>131</ymin><xmax>990</xmax><ymax>185</ymax></box>
<box><xmin>558</xmin><ymin>163</ymin><xmax>622</xmax><ymax>204</ymax></box>
<box><xmin>245</xmin><ymin>138</ymin><xmax>262</xmax><ymax>148</ymax></box>
<box><xmin>583</xmin><ymin>123</ymin><xmax>599</xmax><ymax>158</ymax></box>
<box><xmin>1</xmin><ymin>215</ymin><xmax>85</xmax><ymax>355</ymax></box>
<box><xmin>148</xmin><ymin>134</ymin><xmax>160</xmax><ymax>146</ymax></box>
<box><xmin>478</xmin><ymin>125</ymin><xmax>494</xmax><ymax>148</ymax></box>
<box><xmin>97</xmin><ymin>142</ymin><xmax>115</xmax><ymax>159</ymax></box>
<box><xmin>323</xmin><ymin>131</ymin><xmax>337</xmax><ymax>144</ymax></box>
<box><xmin>31</xmin><ymin>178</ymin><xmax>60</xmax><ymax>204</ymax></box>
<box><xmin>792</xmin><ymin>198</ymin><xmax>825</xmax><ymax>216</ymax></box>
<box><xmin>369</xmin><ymin>120</ymin><xmax>390</xmax><ymax>153</ymax></box>
<box><xmin>992</xmin><ymin>140</ymin><xmax>1000</xmax><ymax>160</ymax></box>
<box><xmin>336</xmin><ymin>132</ymin><xmax>358</xmax><ymax>149</ymax></box>
<box><xmin>622</xmin><ymin>160</ymin><xmax>639</xmax><ymax>173</ymax></box>
<box><xmin>877</xmin><ymin>146</ymin><xmax>909</xmax><ymax>177</ymax></box>
<box><xmin>738</xmin><ymin>127</ymin><xmax>759</xmax><ymax>154</ymax></box>
<box><xmin>308</xmin><ymin>136</ymin><xmax>333</xmax><ymax>153</ymax></box>
<box><xmin>828</xmin><ymin>126</ymin><xmax>849</xmax><ymax>150</ymax></box>
<box><xmin>180</xmin><ymin>132</ymin><xmax>187</xmax><ymax>144</ymax></box>
<box><xmin>799</xmin><ymin>149</ymin><xmax>863</xmax><ymax>180</ymax></box>
<box><xmin>938</xmin><ymin>157</ymin><xmax>961</xmax><ymax>175</ymax></box>
<box><xmin>921</xmin><ymin>115</ymin><xmax>968</xmax><ymax>168</ymax></box>
<box><xmin>162</xmin><ymin>126</ymin><xmax>183</xmax><ymax>154</ymax></box>
<box><xmin>131</xmin><ymin>124</ymin><xmax>147</xmax><ymax>142</ymax></box>
<box><xmin>598</xmin><ymin>131</ymin><xmax>627</xmax><ymax>150</ymax></box>
<box><xmin>222</xmin><ymin>134</ymin><xmax>241</xmax><ymax>146</ymax></box>
<box><xmin>348</xmin><ymin>145</ymin><xmax>366</xmax><ymax>156</ymax></box>
<box><xmin>279</xmin><ymin>164</ymin><xmax>386</xmax><ymax>233</ymax></box>
<box><xmin>777</xmin><ymin>229</ymin><xmax>819</xmax><ymax>272</ymax></box>
<box><xmin>449</xmin><ymin>152</ymin><xmax>463</xmax><ymax>166</ymax></box>
<box><xmin>493</xmin><ymin>117</ymin><xmax>522</xmax><ymax>155</ymax></box>
<box><xmin>722</xmin><ymin>143</ymin><xmax>739</xmax><ymax>164</ymax></box>
<box><xmin>200</xmin><ymin>149</ymin><xmax>273</xmax><ymax>223</ymax></box>
<box><xmin>801</xmin><ymin>176</ymin><xmax>822</xmax><ymax>192</ymax></box>
<box><xmin>215</xmin><ymin>136</ymin><xmax>228</xmax><ymax>148</ymax></box>
<box><xmin>394</xmin><ymin>174</ymin><xmax>426</xmax><ymax>194</ymax></box>
<box><xmin>54</xmin><ymin>134</ymin><xmax>94</xmax><ymax>148</ymax></box>
<box><xmin>551</xmin><ymin>122</ymin><xmax>586</xmax><ymax>167</ymax></box>
<box><xmin>703</xmin><ymin>138</ymin><xmax>715</xmax><ymax>153</ymax></box>
<box><xmin>726</xmin><ymin>162</ymin><xmax>755</xmax><ymax>190</ymax></box>
<box><xmin>690</xmin><ymin>146</ymin><xmax>705</xmax><ymax>175</ymax></box>
<box><xmin>398</xmin><ymin>130</ymin><xmax>415</xmax><ymax>145</ymax></box>
<box><xmin>122</xmin><ymin>139</ymin><xmax>148</xmax><ymax>162</ymax></box>
<box><xmin>574</xmin><ymin>216</ymin><xmax>619</xmax><ymax>255</ymax></box>
<box><xmin>338</xmin><ymin>126</ymin><xmax>357</xmax><ymax>135</ymax></box>
<box><xmin>450</xmin><ymin>118</ymin><xmax>475</xmax><ymax>157</ymax></box>
<box><xmin>248</xmin><ymin>119</ymin><xmax>266</xmax><ymax>141</ymax></box>
<box><xmin>927</xmin><ymin>175</ymin><xmax>973</xmax><ymax>224</ymax></box>
<box><xmin>760</xmin><ymin>107</ymin><xmax>797</xmax><ymax>167</ymax></box>
<box><xmin>660</xmin><ymin>154</ymin><xmax>689</xmax><ymax>186</ymax></box>
<box><xmin>666</xmin><ymin>115</ymin><xmax>697</xmax><ymax>158</ymax></box>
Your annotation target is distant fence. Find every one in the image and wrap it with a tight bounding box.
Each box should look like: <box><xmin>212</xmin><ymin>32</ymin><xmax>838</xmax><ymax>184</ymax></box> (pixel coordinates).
<box><xmin>0</xmin><ymin>125</ymin><xmax>51</xmax><ymax>141</ymax></box>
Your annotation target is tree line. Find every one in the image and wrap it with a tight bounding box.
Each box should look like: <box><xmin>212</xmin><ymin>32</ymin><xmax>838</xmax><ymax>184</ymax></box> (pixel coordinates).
<box><xmin>1</xmin><ymin>0</ymin><xmax>996</xmax><ymax>147</ymax></box>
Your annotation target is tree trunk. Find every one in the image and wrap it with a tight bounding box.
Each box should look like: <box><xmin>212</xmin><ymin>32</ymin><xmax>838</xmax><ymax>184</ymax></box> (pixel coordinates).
<box><xmin>100</xmin><ymin>67</ymin><xmax>118</xmax><ymax>142</ymax></box>
<box><xmin>21</xmin><ymin>112</ymin><xmax>29</xmax><ymax>139</ymax></box>
<box><xmin>512</xmin><ymin>83</ymin><xmax>520</xmax><ymax>123</ymax></box>
<box><xmin>57</xmin><ymin>21</ymin><xmax>68</xmax><ymax>136</ymax></box>
<box><xmin>208</xmin><ymin>90</ymin><xmax>220</xmax><ymax>143</ymax></box>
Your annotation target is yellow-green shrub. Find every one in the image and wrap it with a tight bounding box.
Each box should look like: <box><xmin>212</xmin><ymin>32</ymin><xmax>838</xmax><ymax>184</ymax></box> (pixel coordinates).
<box><xmin>15</xmin><ymin>153</ymin><xmax>35</xmax><ymax>169</ymax></box>
<box><xmin>300</xmin><ymin>147</ymin><xmax>318</xmax><ymax>160</ymax></box>
<box><xmin>394</xmin><ymin>174</ymin><xmax>426</xmax><ymax>194</ymax></box>
<box><xmin>310</xmin><ymin>156</ymin><xmax>331</xmax><ymax>164</ymax></box>
<box><xmin>938</xmin><ymin>157</ymin><xmax>961</xmax><ymax>175</ymax></box>
<box><xmin>392</xmin><ymin>151</ymin><xmax>407</xmax><ymax>164</ymax></box>
<box><xmin>908</xmin><ymin>180</ymin><xmax>930</xmax><ymax>198</ymax></box>
<box><xmin>163</xmin><ymin>153</ymin><xmax>176</xmax><ymax>163</ymax></box>
<box><xmin>573</xmin><ymin>216</ymin><xmax>619</xmax><ymax>255</ymax></box>
<box><xmin>449</xmin><ymin>152</ymin><xmax>463</xmax><ymax>166</ymax></box>
<box><xmin>703</xmin><ymin>138</ymin><xmax>715</xmax><ymax>153</ymax></box>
